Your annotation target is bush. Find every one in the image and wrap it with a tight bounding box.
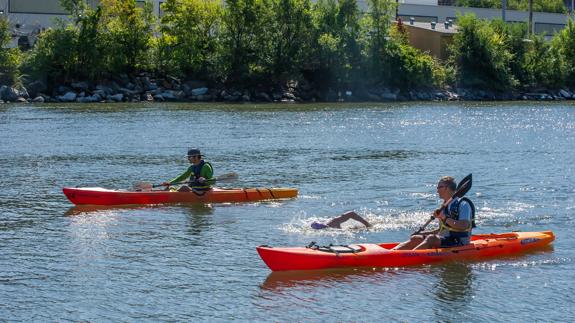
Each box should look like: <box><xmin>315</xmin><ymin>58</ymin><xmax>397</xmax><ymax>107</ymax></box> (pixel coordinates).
<box><xmin>100</xmin><ymin>0</ymin><xmax>155</xmax><ymax>75</ymax></box>
<box><xmin>0</xmin><ymin>16</ymin><xmax>20</xmax><ymax>85</ymax></box>
<box><xmin>449</xmin><ymin>14</ymin><xmax>516</xmax><ymax>90</ymax></box>
<box><xmin>21</xmin><ymin>22</ymin><xmax>79</xmax><ymax>84</ymax></box>
<box><xmin>551</xmin><ymin>19</ymin><xmax>575</xmax><ymax>87</ymax></box>
<box><xmin>158</xmin><ymin>0</ymin><xmax>222</xmax><ymax>80</ymax></box>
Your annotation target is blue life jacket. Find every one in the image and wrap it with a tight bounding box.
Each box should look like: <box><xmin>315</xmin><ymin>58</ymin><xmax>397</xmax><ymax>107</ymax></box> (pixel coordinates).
<box><xmin>441</xmin><ymin>197</ymin><xmax>476</xmax><ymax>239</ymax></box>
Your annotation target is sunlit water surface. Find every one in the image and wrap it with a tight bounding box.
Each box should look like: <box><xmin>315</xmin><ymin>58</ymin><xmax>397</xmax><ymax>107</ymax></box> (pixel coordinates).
<box><xmin>1</xmin><ymin>102</ymin><xmax>574</xmax><ymax>321</ymax></box>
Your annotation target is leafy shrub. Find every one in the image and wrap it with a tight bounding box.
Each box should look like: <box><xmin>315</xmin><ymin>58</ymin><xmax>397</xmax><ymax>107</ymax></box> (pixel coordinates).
<box><xmin>0</xmin><ymin>17</ymin><xmax>20</xmax><ymax>85</ymax></box>
<box><xmin>449</xmin><ymin>14</ymin><xmax>516</xmax><ymax>90</ymax></box>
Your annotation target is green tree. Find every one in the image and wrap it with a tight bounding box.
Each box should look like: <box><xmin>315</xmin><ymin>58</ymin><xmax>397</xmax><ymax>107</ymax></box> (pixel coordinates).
<box><xmin>449</xmin><ymin>14</ymin><xmax>516</xmax><ymax>90</ymax></box>
<box><xmin>159</xmin><ymin>0</ymin><xmax>223</xmax><ymax>80</ymax></box>
<box><xmin>311</xmin><ymin>0</ymin><xmax>362</xmax><ymax>91</ymax></box>
<box><xmin>0</xmin><ymin>15</ymin><xmax>20</xmax><ymax>85</ymax></box>
<box><xmin>265</xmin><ymin>0</ymin><xmax>314</xmax><ymax>81</ymax></box>
<box><xmin>362</xmin><ymin>0</ymin><xmax>394</xmax><ymax>82</ymax></box>
<box><xmin>551</xmin><ymin>19</ymin><xmax>575</xmax><ymax>87</ymax></box>
<box><xmin>100</xmin><ymin>0</ymin><xmax>155</xmax><ymax>75</ymax></box>
<box><xmin>221</xmin><ymin>0</ymin><xmax>268</xmax><ymax>85</ymax></box>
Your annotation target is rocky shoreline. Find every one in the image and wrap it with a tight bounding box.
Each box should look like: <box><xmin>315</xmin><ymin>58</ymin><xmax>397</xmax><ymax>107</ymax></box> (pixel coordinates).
<box><xmin>2</xmin><ymin>75</ymin><xmax>575</xmax><ymax>104</ymax></box>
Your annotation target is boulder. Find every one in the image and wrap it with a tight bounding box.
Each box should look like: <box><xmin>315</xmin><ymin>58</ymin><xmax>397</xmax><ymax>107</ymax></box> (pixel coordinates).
<box><xmin>32</xmin><ymin>96</ymin><xmax>45</xmax><ymax>103</ymax></box>
<box><xmin>161</xmin><ymin>90</ymin><xmax>182</xmax><ymax>101</ymax></box>
<box><xmin>381</xmin><ymin>92</ymin><xmax>398</xmax><ymax>101</ymax></box>
<box><xmin>71</xmin><ymin>81</ymin><xmax>90</xmax><ymax>92</ymax></box>
<box><xmin>58</xmin><ymin>91</ymin><xmax>77</xmax><ymax>102</ymax></box>
<box><xmin>95</xmin><ymin>85</ymin><xmax>114</xmax><ymax>96</ymax></box>
<box><xmin>143</xmin><ymin>92</ymin><xmax>154</xmax><ymax>102</ymax></box>
<box><xmin>26</xmin><ymin>80</ymin><xmax>47</xmax><ymax>97</ymax></box>
<box><xmin>108</xmin><ymin>93</ymin><xmax>124</xmax><ymax>102</ymax></box>
<box><xmin>56</xmin><ymin>85</ymin><xmax>73</xmax><ymax>95</ymax></box>
<box><xmin>559</xmin><ymin>89</ymin><xmax>572</xmax><ymax>99</ymax></box>
<box><xmin>0</xmin><ymin>85</ymin><xmax>19</xmax><ymax>102</ymax></box>
<box><xmin>191</xmin><ymin>87</ymin><xmax>209</xmax><ymax>96</ymax></box>
<box><xmin>77</xmin><ymin>95</ymin><xmax>101</xmax><ymax>103</ymax></box>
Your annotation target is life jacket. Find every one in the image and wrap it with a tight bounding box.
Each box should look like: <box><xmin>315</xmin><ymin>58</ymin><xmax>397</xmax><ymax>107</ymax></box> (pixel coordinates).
<box><xmin>440</xmin><ymin>197</ymin><xmax>476</xmax><ymax>238</ymax></box>
<box><xmin>190</xmin><ymin>160</ymin><xmax>213</xmax><ymax>191</ymax></box>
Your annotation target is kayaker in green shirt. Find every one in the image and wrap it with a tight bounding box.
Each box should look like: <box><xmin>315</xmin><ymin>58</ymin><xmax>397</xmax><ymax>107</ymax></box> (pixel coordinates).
<box><xmin>161</xmin><ymin>149</ymin><xmax>215</xmax><ymax>192</ymax></box>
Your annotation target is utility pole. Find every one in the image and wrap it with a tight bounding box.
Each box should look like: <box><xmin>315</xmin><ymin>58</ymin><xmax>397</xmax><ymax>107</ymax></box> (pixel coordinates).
<box><xmin>528</xmin><ymin>0</ymin><xmax>533</xmax><ymax>36</ymax></box>
<box><xmin>502</xmin><ymin>0</ymin><xmax>506</xmax><ymax>21</ymax></box>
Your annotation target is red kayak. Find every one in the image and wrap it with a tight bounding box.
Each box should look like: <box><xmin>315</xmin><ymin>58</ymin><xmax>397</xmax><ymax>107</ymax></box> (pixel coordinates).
<box><xmin>257</xmin><ymin>231</ymin><xmax>555</xmax><ymax>271</ymax></box>
<box><xmin>63</xmin><ymin>187</ymin><xmax>298</xmax><ymax>205</ymax></box>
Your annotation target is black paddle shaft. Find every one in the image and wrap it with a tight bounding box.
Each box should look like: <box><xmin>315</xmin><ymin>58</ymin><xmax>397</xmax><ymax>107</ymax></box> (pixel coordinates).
<box><xmin>412</xmin><ymin>174</ymin><xmax>473</xmax><ymax>235</ymax></box>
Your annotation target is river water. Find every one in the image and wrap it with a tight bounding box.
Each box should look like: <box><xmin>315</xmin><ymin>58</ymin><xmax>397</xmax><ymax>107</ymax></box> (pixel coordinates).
<box><xmin>0</xmin><ymin>102</ymin><xmax>574</xmax><ymax>321</ymax></box>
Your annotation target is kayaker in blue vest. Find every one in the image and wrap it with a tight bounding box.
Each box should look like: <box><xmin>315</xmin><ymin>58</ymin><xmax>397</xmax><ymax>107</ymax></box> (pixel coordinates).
<box><xmin>393</xmin><ymin>176</ymin><xmax>475</xmax><ymax>250</ymax></box>
<box><xmin>311</xmin><ymin>211</ymin><xmax>371</xmax><ymax>229</ymax></box>
<box><xmin>161</xmin><ymin>149</ymin><xmax>215</xmax><ymax>192</ymax></box>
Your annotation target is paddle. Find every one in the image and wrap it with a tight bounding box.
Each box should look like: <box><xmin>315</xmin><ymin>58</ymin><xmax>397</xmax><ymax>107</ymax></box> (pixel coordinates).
<box><xmin>412</xmin><ymin>173</ymin><xmax>473</xmax><ymax>235</ymax></box>
<box><xmin>133</xmin><ymin>172</ymin><xmax>239</xmax><ymax>191</ymax></box>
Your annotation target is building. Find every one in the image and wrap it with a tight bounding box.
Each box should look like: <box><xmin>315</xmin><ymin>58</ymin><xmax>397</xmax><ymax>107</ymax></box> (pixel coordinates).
<box><xmin>402</xmin><ymin>19</ymin><xmax>456</xmax><ymax>61</ymax></box>
<box><xmin>0</xmin><ymin>0</ymin><xmax>165</xmax><ymax>48</ymax></box>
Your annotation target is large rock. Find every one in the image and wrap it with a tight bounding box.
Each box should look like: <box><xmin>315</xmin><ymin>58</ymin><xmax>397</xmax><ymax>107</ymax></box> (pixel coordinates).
<box><xmin>0</xmin><ymin>85</ymin><xmax>19</xmax><ymax>102</ymax></box>
<box><xmin>26</xmin><ymin>80</ymin><xmax>48</xmax><ymax>97</ymax></box>
<box><xmin>71</xmin><ymin>81</ymin><xmax>90</xmax><ymax>92</ymax></box>
<box><xmin>559</xmin><ymin>89</ymin><xmax>572</xmax><ymax>99</ymax></box>
<box><xmin>191</xmin><ymin>87</ymin><xmax>209</xmax><ymax>96</ymax></box>
<box><xmin>108</xmin><ymin>93</ymin><xmax>124</xmax><ymax>102</ymax></box>
<box><xmin>381</xmin><ymin>92</ymin><xmax>398</xmax><ymax>101</ymax></box>
<box><xmin>58</xmin><ymin>91</ymin><xmax>77</xmax><ymax>102</ymax></box>
<box><xmin>161</xmin><ymin>90</ymin><xmax>183</xmax><ymax>101</ymax></box>
<box><xmin>77</xmin><ymin>95</ymin><xmax>101</xmax><ymax>103</ymax></box>
<box><xmin>95</xmin><ymin>85</ymin><xmax>114</xmax><ymax>96</ymax></box>
<box><xmin>56</xmin><ymin>85</ymin><xmax>73</xmax><ymax>95</ymax></box>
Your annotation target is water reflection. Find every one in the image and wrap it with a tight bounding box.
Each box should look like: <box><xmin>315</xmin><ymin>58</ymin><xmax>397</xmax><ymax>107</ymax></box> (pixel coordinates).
<box><xmin>64</xmin><ymin>204</ymin><xmax>152</xmax><ymax>216</ymax></box>
<box><xmin>64</xmin><ymin>203</ymin><xmax>215</xmax><ymax>217</ymax></box>
<box><xmin>260</xmin><ymin>267</ymin><xmax>406</xmax><ymax>291</ymax></box>
<box><xmin>183</xmin><ymin>204</ymin><xmax>214</xmax><ymax>236</ymax></box>
<box><xmin>432</xmin><ymin>262</ymin><xmax>474</xmax><ymax>321</ymax></box>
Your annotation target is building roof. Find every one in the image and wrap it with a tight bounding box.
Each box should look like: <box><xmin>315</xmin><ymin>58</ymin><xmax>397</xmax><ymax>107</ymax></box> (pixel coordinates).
<box><xmin>403</xmin><ymin>20</ymin><xmax>458</xmax><ymax>34</ymax></box>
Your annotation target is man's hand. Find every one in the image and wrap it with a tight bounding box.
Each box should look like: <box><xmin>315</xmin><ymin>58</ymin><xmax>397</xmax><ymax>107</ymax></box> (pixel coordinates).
<box><xmin>433</xmin><ymin>209</ymin><xmax>446</xmax><ymax>221</ymax></box>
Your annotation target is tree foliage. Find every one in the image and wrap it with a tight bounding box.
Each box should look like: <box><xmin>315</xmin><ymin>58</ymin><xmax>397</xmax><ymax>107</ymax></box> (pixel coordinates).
<box><xmin>159</xmin><ymin>0</ymin><xmax>222</xmax><ymax>80</ymax></box>
<box><xmin>449</xmin><ymin>14</ymin><xmax>516</xmax><ymax>90</ymax></box>
<box><xmin>9</xmin><ymin>0</ymin><xmax>575</xmax><ymax>95</ymax></box>
<box><xmin>0</xmin><ymin>16</ymin><xmax>20</xmax><ymax>85</ymax></box>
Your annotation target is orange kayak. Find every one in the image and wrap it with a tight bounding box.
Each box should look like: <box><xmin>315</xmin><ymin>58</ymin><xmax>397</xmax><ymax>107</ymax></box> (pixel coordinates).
<box><xmin>63</xmin><ymin>187</ymin><xmax>298</xmax><ymax>205</ymax></box>
<box><xmin>257</xmin><ymin>231</ymin><xmax>555</xmax><ymax>271</ymax></box>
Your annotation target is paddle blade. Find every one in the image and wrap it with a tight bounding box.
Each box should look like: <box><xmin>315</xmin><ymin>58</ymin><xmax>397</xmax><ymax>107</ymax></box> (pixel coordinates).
<box><xmin>454</xmin><ymin>173</ymin><xmax>472</xmax><ymax>198</ymax></box>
